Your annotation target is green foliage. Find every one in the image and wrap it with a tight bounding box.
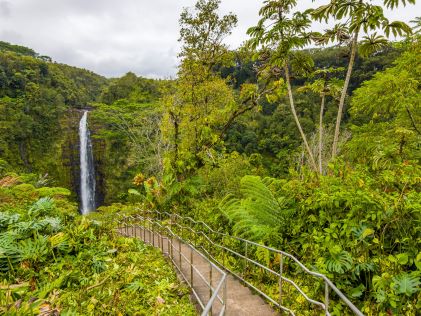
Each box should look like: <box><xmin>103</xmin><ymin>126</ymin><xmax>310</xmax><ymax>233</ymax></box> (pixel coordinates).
<box><xmin>0</xmin><ymin>41</ymin><xmax>38</xmax><ymax>57</ymax></box>
<box><xmin>0</xmin><ymin>179</ymin><xmax>195</xmax><ymax>315</ymax></box>
<box><xmin>91</xmin><ymin>95</ymin><xmax>165</xmax><ymax>203</ymax></box>
<box><xmin>347</xmin><ymin>40</ymin><xmax>421</xmax><ymax>168</ymax></box>
<box><xmin>0</xmin><ymin>43</ymin><xmax>106</xmax><ymax>191</ymax></box>
<box><xmin>221</xmin><ymin>175</ymin><xmax>293</xmax><ymax>244</ymax></box>
<box><xmin>161</xmin><ymin>0</ymin><xmax>268</xmax><ymax>181</ymax></box>
<box><xmin>392</xmin><ymin>272</ymin><xmax>420</xmax><ymax>296</ymax></box>
<box><xmin>216</xmin><ymin>159</ymin><xmax>420</xmax><ymax>313</ymax></box>
<box><xmin>358</xmin><ymin>33</ymin><xmax>388</xmax><ymax>57</ymax></box>
<box><xmin>325</xmin><ymin>246</ymin><xmax>353</xmax><ymax>273</ymax></box>
<box><xmin>0</xmin><ymin>2</ymin><xmax>420</xmax><ymax>314</ymax></box>
<box><xmin>99</xmin><ymin>72</ymin><xmax>163</xmax><ymax>105</ymax></box>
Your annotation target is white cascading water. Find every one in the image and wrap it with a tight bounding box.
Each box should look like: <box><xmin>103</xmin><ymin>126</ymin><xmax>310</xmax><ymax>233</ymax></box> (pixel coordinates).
<box><xmin>79</xmin><ymin>111</ymin><xmax>96</xmax><ymax>214</ymax></box>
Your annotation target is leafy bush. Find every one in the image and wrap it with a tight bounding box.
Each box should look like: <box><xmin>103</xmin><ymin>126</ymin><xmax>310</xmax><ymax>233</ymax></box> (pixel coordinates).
<box><xmin>0</xmin><ymin>181</ymin><xmax>196</xmax><ymax>315</ymax></box>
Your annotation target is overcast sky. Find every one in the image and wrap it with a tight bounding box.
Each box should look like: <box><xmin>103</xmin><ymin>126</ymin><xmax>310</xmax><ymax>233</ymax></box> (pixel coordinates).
<box><xmin>0</xmin><ymin>0</ymin><xmax>419</xmax><ymax>78</ymax></box>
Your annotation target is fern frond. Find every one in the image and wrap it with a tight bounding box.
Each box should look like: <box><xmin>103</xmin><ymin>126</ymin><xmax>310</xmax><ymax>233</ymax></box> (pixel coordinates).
<box><xmin>220</xmin><ymin>176</ymin><xmax>294</xmax><ymax>244</ymax></box>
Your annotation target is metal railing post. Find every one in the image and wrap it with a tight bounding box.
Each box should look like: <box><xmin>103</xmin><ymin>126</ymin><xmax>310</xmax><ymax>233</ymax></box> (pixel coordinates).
<box><xmin>325</xmin><ymin>282</ymin><xmax>329</xmax><ymax>315</ymax></box>
<box><xmin>152</xmin><ymin>222</ymin><xmax>155</xmax><ymax>247</ymax></box>
<box><xmin>244</xmin><ymin>242</ymin><xmax>248</xmax><ymax>277</ymax></box>
<box><xmin>209</xmin><ymin>262</ymin><xmax>213</xmax><ymax>316</ymax></box>
<box><xmin>190</xmin><ymin>247</ymin><xmax>194</xmax><ymax>287</ymax></box>
<box><xmin>170</xmin><ymin>233</ymin><xmax>173</xmax><ymax>259</ymax></box>
<box><xmin>149</xmin><ymin>220</ymin><xmax>151</xmax><ymax>244</ymax></box>
<box><xmin>115</xmin><ymin>210</ymin><xmax>362</xmax><ymax>316</ymax></box>
<box><xmin>157</xmin><ymin>224</ymin><xmax>159</xmax><ymax>249</ymax></box>
<box><xmin>224</xmin><ymin>276</ymin><xmax>227</xmax><ymax>315</ymax></box>
<box><xmin>279</xmin><ymin>254</ymin><xmax>283</xmax><ymax>313</ymax></box>
<box><xmin>179</xmin><ymin>238</ymin><xmax>182</xmax><ymax>269</ymax></box>
<box><xmin>143</xmin><ymin>217</ymin><xmax>146</xmax><ymax>241</ymax></box>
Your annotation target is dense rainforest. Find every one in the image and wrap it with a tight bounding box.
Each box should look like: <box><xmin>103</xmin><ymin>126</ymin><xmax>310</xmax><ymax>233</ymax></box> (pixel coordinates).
<box><xmin>1</xmin><ymin>0</ymin><xmax>420</xmax><ymax>315</ymax></box>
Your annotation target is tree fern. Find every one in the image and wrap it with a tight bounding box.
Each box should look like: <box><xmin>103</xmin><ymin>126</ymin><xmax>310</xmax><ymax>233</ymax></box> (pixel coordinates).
<box><xmin>220</xmin><ymin>176</ymin><xmax>293</xmax><ymax>244</ymax></box>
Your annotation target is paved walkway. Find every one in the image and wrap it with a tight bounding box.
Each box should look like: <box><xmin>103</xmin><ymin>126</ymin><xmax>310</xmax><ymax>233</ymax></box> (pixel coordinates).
<box><xmin>119</xmin><ymin>227</ymin><xmax>278</xmax><ymax>316</ymax></box>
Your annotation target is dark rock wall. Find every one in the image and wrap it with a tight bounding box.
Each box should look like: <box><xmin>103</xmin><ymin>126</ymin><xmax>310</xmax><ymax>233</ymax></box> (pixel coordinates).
<box><xmin>60</xmin><ymin>109</ymin><xmax>105</xmax><ymax>209</ymax></box>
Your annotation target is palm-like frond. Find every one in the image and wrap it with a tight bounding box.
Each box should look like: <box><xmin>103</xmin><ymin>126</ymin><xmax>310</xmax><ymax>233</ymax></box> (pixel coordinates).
<box><xmin>382</xmin><ymin>20</ymin><xmax>413</xmax><ymax>37</ymax></box>
<box><xmin>49</xmin><ymin>232</ymin><xmax>70</xmax><ymax>252</ymax></box>
<box><xmin>290</xmin><ymin>51</ymin><xmax>314</xmax><ymax>77</ymax></box>
<box><xmin>316</xmin><ymin>24</ymin><xmax>351</xmax><ymax>46</ymax></box>
<box><xmin>359</xmin><ymin>33</ymin><xmax>388</xmax><ymax>58</ymax></box>
<box><xmin>326</xmin><ymin>77</ymin><xmax>344</xmax><ymax>99</ymax></box>
<box><xmin>297</xmin><ymin>67</ymin><xmax>344</xmax><ymax>99</ymax></box>
<box><xmin>335</xmin><ymin>0</ymin><xmax>361</xmax><ymax>20</ymax></box>
<box><xmin>410</xmin><ymin>17</ymin><xmax>421</xmax><ymax>33</ymax></box>
<box><xmin>311</xmin><ymin>2</ymin><xmax>338</xmax><ymax>22</ymax></box>
<box><xmin>125</xmin><ymin>280</ymin><xmax>145</xmax><ymax>293</ymax></box>
<box><xmin>383</xmin><ymin>0</ymin><xmax>416</xmax><ymax>9</ymax></box>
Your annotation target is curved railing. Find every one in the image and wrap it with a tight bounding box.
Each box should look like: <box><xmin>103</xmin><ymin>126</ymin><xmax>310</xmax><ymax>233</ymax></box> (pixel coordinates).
<box><xmin>109</xmin><ymin>214</ymin><xmax>227</xmax><ymax>316</ymax></box>
<box><xmin>109</xmin><ymin>210</ymin><xmax>364</xmax><ymax>316</ymax></box>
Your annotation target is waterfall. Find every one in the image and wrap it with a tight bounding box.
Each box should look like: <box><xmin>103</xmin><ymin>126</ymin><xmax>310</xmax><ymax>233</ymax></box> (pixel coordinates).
<box><xmin>79</xmin><ymin>111</ymin><xmax>96</xmax><ymax>214</ymax></box>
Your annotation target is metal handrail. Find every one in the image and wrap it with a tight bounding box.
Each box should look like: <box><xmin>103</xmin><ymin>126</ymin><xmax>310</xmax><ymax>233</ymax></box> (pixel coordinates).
<box><xmin>125</xmin><ymin>209</ymin><xmax>364</xmax><ymax>316</ymax></box>
<box><xmin>109</xmin><ymin>214</ymin><xmax>227</xmax><ymax>316</ymax></box>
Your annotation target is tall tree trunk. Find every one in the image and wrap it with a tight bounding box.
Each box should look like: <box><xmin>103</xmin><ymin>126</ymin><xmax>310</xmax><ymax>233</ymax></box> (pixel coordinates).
<box><xmin>406</xmin><ymin>106</ymin><xmax>421</xmax><ymax>135</ymax></box>
<box><xmin>284</xmin><ymin>64</ymin><xmax>318</xmax><ymax>172</ymax></box>
<box><xmin>319</xmin><ymin>93</ymin><xmax>326</xmax><ymax>174</ymax></box>
<box><xmin>169</xmin><ymin>112</ymin><xmax>181</xmax><ymax>180</ymax></box>
<box><xmin>331</xmin><ymin>32</ymin><xmax>358</xmax><ymax>159</ymax></box>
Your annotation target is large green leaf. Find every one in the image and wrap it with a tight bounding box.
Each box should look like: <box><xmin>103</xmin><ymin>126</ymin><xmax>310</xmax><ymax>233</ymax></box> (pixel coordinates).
<box><xmin>392</xmin><ymin>272</ymin><xmax>420</xmax><ymax>296</ymax></box>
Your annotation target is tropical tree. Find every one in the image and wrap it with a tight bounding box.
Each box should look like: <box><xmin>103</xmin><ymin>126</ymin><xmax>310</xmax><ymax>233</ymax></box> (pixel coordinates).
<box><xmin>347</xmin><ymin>39</ymin><xmax>421</xmax><ymax>166</ymax></box>
<box><xmin>163</xmin><ymin>0</ymin><xmax>276</xmax><ymax>179</ymax></box>
<box><xmin>247</xmin><ymin>0</ymin><xmax>319</xmax><ymax>171</ymax></box>
<box><xmin>312</xmin><ymin>0</ymin><xmax>414</xmax><ymax>159</ymax></box>
<box><xmin>297</xmin><ymin>67</ymin><xmax>343</xmax><ymax>173</ymax></box>
<box><xmin>162</xmin><ymin>0</ymin><xmax>238</xmax><ymax>179</ymax></box>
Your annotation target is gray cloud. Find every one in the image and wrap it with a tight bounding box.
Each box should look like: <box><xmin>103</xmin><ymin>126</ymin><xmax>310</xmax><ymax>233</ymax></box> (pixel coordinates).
<box><xmin>0</xmin><ymin>30</ymin><xmax>22</xmax><ymax>43</ymax></box>
<box><xmin>0</xmin><ymin>1</ymin><xmax>11</xmax><ymax>17</ymax></box>
<box><xmin>0</xmin><ymin>0</ymin><xmax>419</xmax><ymax>78</ymax></box>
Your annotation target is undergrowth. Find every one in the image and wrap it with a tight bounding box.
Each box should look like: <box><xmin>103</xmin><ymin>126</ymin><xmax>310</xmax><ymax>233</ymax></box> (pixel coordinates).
<box><xmin>0</xmin><ymin>175</ymin><xmax>196</xmax><ymax>315</ymax></box>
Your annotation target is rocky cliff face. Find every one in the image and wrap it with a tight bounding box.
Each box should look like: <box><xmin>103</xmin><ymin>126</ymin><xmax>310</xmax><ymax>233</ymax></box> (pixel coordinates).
<box><xmin>59</xmin><ymin>109</ymin><xmax>105</xmax><ymax>209</ymax></box>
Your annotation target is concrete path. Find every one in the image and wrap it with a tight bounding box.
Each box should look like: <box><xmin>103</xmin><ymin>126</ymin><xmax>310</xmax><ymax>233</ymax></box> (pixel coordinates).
<box><xmin>119</xmin><ymin>226</ymin><xmax>278</xmax><ymax>316</ymax></box>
